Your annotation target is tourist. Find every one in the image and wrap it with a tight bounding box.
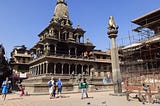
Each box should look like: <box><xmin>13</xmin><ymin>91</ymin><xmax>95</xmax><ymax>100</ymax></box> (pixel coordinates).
<box><xmin>141</xmin><ymin>83</ymin><xmax>148</xmax><ymax>104</ymax></box>
<box><xmin>142</xmin><ymin>83</ymin><xmax>148</xmax><ymax>92</ymax></box>
<box><xmin>126</xmin><ymin>87</ymin><xmax>130</xmax><ymax>101</ymax></box>
<box><xmin>18</xmin><ymin>84</ymin><xmax>25</xmax><ymax>97</ymax></box>
<box><xmin>1</xmin><ymin>77</ymin><xmax>11</xmax><ymax>101</ymax></box>
<box><xmin>147</xmin><ymin>85</ymin><xmax>152</xmax><ymax>103</ymax></box>
<box><xmin>102</xmin><ymin>77</ymin><xmax>107</xmax><ymax>84</ymax></box>
<box><xmin>57</xmin><ymin>78</ymin><xmax>62</xmax><ymax>97</ymax></box>
<box><xmin>52</xmin><ymin>81</ymin><xmax>57</xmax><ymax>98</ymax></box>
<box><xmin>48</xmin><ymin>77</ymin><xmax>55</xmax><ymax>99</ymax></box>
<box><xmin>80</xmin><ymin>78</ymin><xmax>88</xmax><ymax>99</ymax></box>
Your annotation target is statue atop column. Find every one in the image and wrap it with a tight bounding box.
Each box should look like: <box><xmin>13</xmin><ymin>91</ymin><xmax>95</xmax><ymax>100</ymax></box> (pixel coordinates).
<box><xmin>108</xmin><ymin>16</ymin><xmax>118</xmax><ymax>30</ymax></box>
<box><xmin>107</xmin><ymin>16</ymin><xmax>119</xmax><ymax>38</ymax></box>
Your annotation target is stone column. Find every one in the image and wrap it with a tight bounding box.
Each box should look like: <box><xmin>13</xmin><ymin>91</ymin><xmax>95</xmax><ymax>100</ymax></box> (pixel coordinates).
<box><xmin>38</xmin><ymin>64</ymin><xmax>40</xmax><ymax>75</ymax></box>
<box><xmin>33</xmin><ymin>66</ymin><xmax>38</xmax><ymax>75</ymax></box>
<box><xmin>62</xmin><ymin>64</ymin><xmax>64</xmax><ymax>75</ymax></box>
<box><xmin>58</xmin><ymin>31</ymin><xmax>61</xmax><ymax>40</ymax></box>
<box><xmin>81</xmin><ymin>65</ymin><xmax>83</xmax><ymax>74</ymax></box>
<box><xmin>64</xmin><ymin>31</ymin><xmax>67</xmax><ymax>40</ymax></box>
<box><xmin>87</xmin><ymin>65</ymin><xmax>89</xmax><ymax>75</ymax></box>
<box><xmin>33</xmin><ymin>67</ymin><xmax>35</xmax><ymax>75</ymax></box>
<box><xmin>54</xmin><ymin>64</ymin><xmax>56</xmax><ymax>74</ymax></box>
<box><xmin>46</xmin><ymin>62</ymin><xmax>49</xmax><ymax>74</ymax></box>
<box><xmin>54</xmin><ymin>45</ymin><xmax>57</xmax><ymax>55</ymax></box>
<box><xmin>40</xmin><ymin>64</ymin><xmax>42</xmax><ymax>75</ymax></box>
<box><xmin>29</xmin><ymin>67</ymin><xmax>32</xmax><ymax>74</ymax></box>
<box><xmin>81</xmin><ymin>65</ymin><xmax>84</xmax><ymax>79</ymax></box>
<box><xmin>37</xmin><ymin>65</ymin><xmax>39</xmax><ymax>75</ymax></box>
<box><xmin>75</xmin><ymin>65</ymin><xmax>77</xmax><ymax>75</ymax></box>
<box><xmin>107</xmin><ymin>16</ymin><xmax>122</xmax><ymax>94</ymax></box>
<box><xmin>75</xmin><ymin>47</ymin><xmax>77</xmax><ymax>56</ymax></box>
<box><xmin>69</xmin><ymin>47</ymin><xmax>71</xmax><ymax>56</ymax></box>
<box><xmin>32</xmin><ymin>66</ymin><xmax>37</xmax><ymax>75</ymax></box>
<box><xmin>69</xmin><ymin>65</ymin><xmax>71</xmax><ymax>75</ymax></box>
<box><xmin>43</xmin><ymin>63</ymin><xmax>45</xmax><ymax>74</ymax></box>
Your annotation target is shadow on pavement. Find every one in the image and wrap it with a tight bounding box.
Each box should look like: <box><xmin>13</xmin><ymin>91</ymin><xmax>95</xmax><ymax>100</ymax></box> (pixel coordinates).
<box><xmin>8</xmin><ymin>97</ymin><xmax>23</xmax><ymax>101</ymax></box>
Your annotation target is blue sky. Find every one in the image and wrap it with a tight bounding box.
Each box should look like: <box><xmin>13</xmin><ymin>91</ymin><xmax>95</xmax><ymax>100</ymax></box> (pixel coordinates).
<box><xmin>0</xmin><ymin>0</ymin><xmax>160</xmax><ymax>58</ymax></box>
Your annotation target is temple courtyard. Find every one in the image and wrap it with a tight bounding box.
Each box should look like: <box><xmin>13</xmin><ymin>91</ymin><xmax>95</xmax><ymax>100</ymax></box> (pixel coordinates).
<box><xmin>0</xmin><ymin>91</ymin><xmax>159</xmax><ymax>106</ymax></box>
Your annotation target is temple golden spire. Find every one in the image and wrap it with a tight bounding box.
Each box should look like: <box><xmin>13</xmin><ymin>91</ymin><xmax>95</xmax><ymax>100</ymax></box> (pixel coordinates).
<box><xmin>51</xmin><ymin>0</ymin><xmax>69</xmax><ymax>23</ymax></box>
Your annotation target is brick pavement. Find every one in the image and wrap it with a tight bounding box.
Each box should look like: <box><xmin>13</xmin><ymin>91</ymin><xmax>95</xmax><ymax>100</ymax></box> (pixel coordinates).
<box><xmin>0</xmin><ymin>91</ymin><xmax>159</xmax><ymax>106</ymax></box>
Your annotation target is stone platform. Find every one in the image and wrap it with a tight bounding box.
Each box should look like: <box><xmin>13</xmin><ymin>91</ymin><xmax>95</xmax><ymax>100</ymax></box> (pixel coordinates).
<box><xmin>22</xmin><ymin>75</ymin><xmax>114</xmax><ymax>95</ymax></box>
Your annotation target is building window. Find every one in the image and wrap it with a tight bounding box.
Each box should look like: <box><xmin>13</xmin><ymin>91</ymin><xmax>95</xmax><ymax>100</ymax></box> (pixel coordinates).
<box><xmin>98</xmin><ymin>64</ymin><xmax>101</xmax><ymax>69</ymax></box>
<box><xmin>104</xmin><ymin>65</ymin><xmax>107</xmax><ymax>70</ymax></box>
<box><xmin>23</xmin><ymin>58</ymin><xmax>25</xmax><ymax>63</ymax></box>
<box><xmin>97</xmin><ymin>55</ymin><xmax>100</xmax><ymax>59</ymax></box>
<box><xmin>103</xmin><ymin>56</ymin><xmax>106</xmax><ymax>59</ymax></box>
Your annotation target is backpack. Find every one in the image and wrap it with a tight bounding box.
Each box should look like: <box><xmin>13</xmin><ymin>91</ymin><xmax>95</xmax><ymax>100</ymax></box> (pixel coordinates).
<box><xmin>48</xmin><ymin>81</ymin><xmax>52</xmax><ymax>87</ymax></box>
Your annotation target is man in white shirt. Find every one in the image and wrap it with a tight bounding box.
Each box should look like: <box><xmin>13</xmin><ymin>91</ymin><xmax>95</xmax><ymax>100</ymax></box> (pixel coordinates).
<box><xmin>48</xmin><ymin>77</ymin><xmax>55</xmax><ymax>99</ymax></box>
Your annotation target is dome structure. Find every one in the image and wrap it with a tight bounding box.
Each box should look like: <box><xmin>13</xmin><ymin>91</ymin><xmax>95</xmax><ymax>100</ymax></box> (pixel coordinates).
<box><xmin>51</xmin><ymin>0</ymin><xmax>69</xmax><ymax>23</ymax></box>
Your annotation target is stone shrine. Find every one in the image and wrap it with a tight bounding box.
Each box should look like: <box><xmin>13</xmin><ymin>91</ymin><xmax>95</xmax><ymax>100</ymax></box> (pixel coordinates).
<box><xmin>23</xmin><ymin>0</ymin><xmax>113</xmax><ymax>94</ymax></box>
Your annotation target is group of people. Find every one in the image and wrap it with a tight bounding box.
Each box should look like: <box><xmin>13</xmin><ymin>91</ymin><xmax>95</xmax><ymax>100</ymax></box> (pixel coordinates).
<box><xmin>48</xmin><ymin>77</ymin><xmax>89</xmax><ymax>100</ymax></box>
<box><xmin>2</xmin><ymin>76</ymin><xmax>89</xmax><ymax>100</ymax></box>
<box><xmin>126</xmin><ymin>83</ymin><xmax>160</xmax><ymax>104</ymax></box>
<box><xmin>48</xmin><ymin>77</ymin><xmax>62</xmax><ymax>99</ymax></box>
<box><xmin>1</xmin><ymin>77</ymin><xmax>25</xmax><ymax>101</ymax></box>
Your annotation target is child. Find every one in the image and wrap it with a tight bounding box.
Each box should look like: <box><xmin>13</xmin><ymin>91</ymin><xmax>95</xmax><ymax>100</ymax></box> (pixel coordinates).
<box><xmin>18</xmin><ymin>84</ymin><xmax>25</xmax><ymax>97</ymax></box>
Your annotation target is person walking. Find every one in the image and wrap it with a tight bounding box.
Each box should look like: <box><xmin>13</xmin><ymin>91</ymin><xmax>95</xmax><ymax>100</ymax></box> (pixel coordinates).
<box><xmin>1</xmin><ymin>77</ymin><xmax>11</xmax><ymax>101</ymax></box>
<box><xmin>18</xmin><ymin>84</ymin><xmax>25</xmax><ymax>97</ymax></box>
<box><xmin>80</xmin><ymin>78</ymin><xmax>88</xmax><ymax>99</ymax></box>
<box><xmin>57</xmin><ymin>78</ymin><xmax>62</xmax><ymax>98</ymax></box>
